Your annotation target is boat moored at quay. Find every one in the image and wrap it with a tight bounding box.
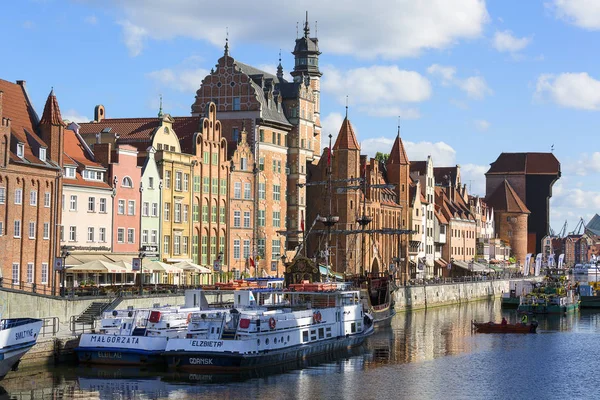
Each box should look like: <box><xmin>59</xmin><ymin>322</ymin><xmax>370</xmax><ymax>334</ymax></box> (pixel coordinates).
<box><xmin>0</xmin><ymin>317</ymin><xmax>43</xmax><ymax>379</ymax></box>
<box><xmin>163</xmin><ymin>289</ymin><xmax>374</xmax><ymax>372</ymax></box>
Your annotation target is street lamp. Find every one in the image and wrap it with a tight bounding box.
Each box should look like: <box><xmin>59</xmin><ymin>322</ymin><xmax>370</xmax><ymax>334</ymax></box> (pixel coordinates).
<box><xmin>217</xmin><ymin>250</ymin><xmax>224</xmax><ymax>282</ymax></box>
<box><xmin>280</xmin><ymin>254</ymin><xmax>287</xmax><ymax>279</ymax></box>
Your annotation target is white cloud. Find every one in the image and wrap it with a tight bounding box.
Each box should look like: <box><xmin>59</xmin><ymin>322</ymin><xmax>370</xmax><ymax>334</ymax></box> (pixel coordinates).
<box><xmin>460</xmin><ymin>163</ymin><xmax>487</xmax><ymax>196</ymax></box>
<box><xmin>63</xmin><ymin>109</ymin><xmax>90</xmax><ymax>123</ymax></box>
<box><xmin>85</xmin><ymin>15</ymin><xmax>98</xmax><ymax>25</ymax></box>
<box><xmin>427</xmin><ymin>64</ymin><xmax>492</xmax><ymax>100</ymax></box>
<box><xmin>102</xmin><ymin>0</ymin><xmax>488</xmax><ymax>58</ymax></box>
<box><xmin>549</xmin><ymin>0</ymin><xmax>600</xmax><ymax>30</ymax></box>
<box><xmin>535</xmin><ymin>72</ymin><xmax>600</xmax><ymax>110</ymax></box>
<box><xmin>492</xmin><ymin>30</ymin><xmax>531</xmax><ymax>53</ymax></box>
<box><xmin>257</xmin><ymin>64</ymin><xmax>278</xmax><ymax>76</ymax></box>
<box><xmin>320</xmin><ymin>112</ymin><xmax>345</xmax><ymax>151</ymax></box>
<box><xmin>360</xmin><ymin>137</ymin><xmax>456</xmax><ymax>166</ymax></box>
<box><xmin>147</xmin><ymin>67</ymin><xmax>209</xmax><ymax>92</ymax></box>
<box><xmin>450</xmin><ymin>98</ymin><xmax>469</xmax><ymax>110</ymax></box>
<box><xmin>564</xmin><ymin>152</ymin><xmax>600</xmax><ymax>176</ymax></box>
<box><xmin>118</xmin><ymin>20</ymin><xmax>147</xmax><ymax>57</ymax></box>
<box><xmin>473</xmin><ymin>119</ymin><xmax>491</xmax><ymax>131</ymax></box>
<box><xmin>361</xmin><ymin>106</ymin><xmax>421</xmax><ymax>119</ymax></box>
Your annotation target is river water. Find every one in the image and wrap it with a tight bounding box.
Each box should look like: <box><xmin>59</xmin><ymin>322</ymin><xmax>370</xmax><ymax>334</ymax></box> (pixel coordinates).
<box><xmin>2</xmin><ymin>299</ymin><xmax>599</xmax><ymax>400</ymax></box>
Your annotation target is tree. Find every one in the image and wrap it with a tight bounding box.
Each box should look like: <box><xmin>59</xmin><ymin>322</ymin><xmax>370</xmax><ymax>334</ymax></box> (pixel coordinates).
<box><xmin>375</xmin><ymin>152</ymin><xmax>389</xmax><ymax>162</ymax></box>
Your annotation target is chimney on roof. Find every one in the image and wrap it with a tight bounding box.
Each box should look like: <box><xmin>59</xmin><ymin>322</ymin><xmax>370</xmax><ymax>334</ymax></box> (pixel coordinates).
<box><xmin>94</xmin><ymin>105</ymin><xmax>105</xmax><ymax>123</ymax></box>
<box><xmin>16</xmin><ymin>80</ymin><xmax>26</xmax><ymax>88</ymax></box>
<box><xmin>94</xmin><ymin>142</ymin><xmax>112</xmax><ymax>166</ymax></box>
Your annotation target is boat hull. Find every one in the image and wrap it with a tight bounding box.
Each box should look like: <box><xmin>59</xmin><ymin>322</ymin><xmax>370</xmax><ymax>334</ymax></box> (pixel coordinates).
<box><xmin>517</xmin><ymin>302</ymin><xmax>579</xmax><ymax>314</ymax></box>
<box><xmin>75</xmin><ymin>334</ymin><xmax>168</xmax><ymax>366</ymax></box>
<box><xmin>165</xmin><ymin>330</ymin><xmax>372</xmax><ymax>372</ymax></box>
<box><xmin>501</xmin><ymin>297</ymin><xmax>520</xmax><ymax>309</ymax></box>
<box><xmin>579</xmin><ymin>296</ymin><xmax>600</xmax><ymax>308</ymax></box>
<box><xmin>472</xmin><ymin>322</ymin><xmax>537</xmax><ymax>334</ymax></box>
<box><xmin>372</xmin><ymin>307</ymin><xmax>395</xmax><ymax>327</ymax></box>
<box><xmin>0</xmin><ymin>343</ymin><xmax>37</xmax><ymax>379</ymax></box>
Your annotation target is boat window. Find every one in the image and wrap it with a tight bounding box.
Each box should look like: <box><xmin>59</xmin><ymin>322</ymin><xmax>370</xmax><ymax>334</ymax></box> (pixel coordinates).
<box><xmin>281</xmin><ymin>336</ymin><xmax>284</xmax><ymax>343</ymax></box>
<box><xmin>302</xmin><ymin>331</ymin><xmax>308</xmax><ymax>342</ymax></box>
<box><xmin>211</xmin><ymin>327</ymin><xmax>214</xmax><ymax>334</ymax></box>
<box><xmin>274</xmin><ymin>337</ymin><xmax>277</xmax><ymax>344</ymax></box>
<box><xmin>287</xmin><ymin>335</ymin><xmax>290</xmax><ymax>342</ymax></box>
<box><xmin>326</xmin><ymin>327</ymin><xmax>331</xmax><ymax>332</ymax></box>
<box><xmin>318</xmin><ymin>328</ymin><xmax>324</xmax><ymax>339</ymax></box>
<box><xmin>351</xmin><ymin>322</ymin><xmax>356</xmax><ymax>333</ymax></box>
<box><xmin>257</xmin><ymin>339</ymin><xmax>260</xmax><ymax>346</ymax></box>
<box><xmin>266</xmin><ymin>338</ymin><xmax>270</xmax><ymax>345</ymax></box>
<box><xmin>217</xmin><ymin>328</ymin><xmax>220</xmax><ymax>333</ymax></box>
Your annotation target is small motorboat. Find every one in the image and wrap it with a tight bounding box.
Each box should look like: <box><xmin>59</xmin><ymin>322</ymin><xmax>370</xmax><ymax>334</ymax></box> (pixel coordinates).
<box><xmin>472</xmin><ymin>320</ymin><xmax>538</xmax><ymax>334</ymax></box>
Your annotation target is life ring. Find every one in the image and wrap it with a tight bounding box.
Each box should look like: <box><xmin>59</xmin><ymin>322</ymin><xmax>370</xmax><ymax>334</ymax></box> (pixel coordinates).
<box><xmin>313</xmin><ymin>311</ymin><xmax>322</xmax><ymax>323</ymax></box>
<box><xmin>269</xmin><ymin>317</ymin><xmax>276</xmax><ymax>330</ymax></box>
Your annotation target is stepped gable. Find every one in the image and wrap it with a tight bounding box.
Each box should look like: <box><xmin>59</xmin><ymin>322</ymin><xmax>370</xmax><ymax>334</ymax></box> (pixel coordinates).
<box><xmin>485</xmin><ymin>179</ymin><xmax>530</xmax><ymax>213</ymax></box>
<box><xmin>487</xmin><ymin>152</ymin><xmax>560</xmax><ymax>175</ymax></box>
<box><xmin>39</xmin><ymin>89</ymin><xmax>65</xmax><ymax>126</ymax></box>
<box><xmin>387</xmin><ymin>133</ymin><xmax>409</xmax><ymax>165</ymax></box>
<box><xmin>0</xmin><ymin>79</ymin><xmax>52</xmax><ymax>166</ymax></box>
<box><xmin>332</xmin><ymin>116</ymin><xmax>359</xmax><ymax>150</ymax></box>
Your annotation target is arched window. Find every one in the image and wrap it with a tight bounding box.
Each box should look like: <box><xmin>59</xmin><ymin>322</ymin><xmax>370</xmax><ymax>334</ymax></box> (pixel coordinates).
<box><xmin>122</xmin><ymin>176</ymin><xmax>133</xmax><ymax>188</ymax></box>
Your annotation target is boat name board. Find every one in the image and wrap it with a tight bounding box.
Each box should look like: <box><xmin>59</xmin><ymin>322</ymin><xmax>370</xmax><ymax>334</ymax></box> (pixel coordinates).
<box><xmin>190</xmin><ymin>340</ymin><xmax>224</xmax><ymax>348</ymax></box>
<box><xmin>15</xmin><ymin>329</ymin><xmax>35</xmax><ymax>341</ymax></box>
<box><xmin>88</xmin><ymin>335</ymin><xmax>140</xmax><ymax>345</ymax></box>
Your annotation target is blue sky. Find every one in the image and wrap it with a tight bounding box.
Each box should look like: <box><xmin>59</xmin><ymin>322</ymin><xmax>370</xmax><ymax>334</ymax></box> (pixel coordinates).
<box><xmin>3</xmin><ymin>0</ymin><xmax>600</xmax><ymax>235</ymax></box>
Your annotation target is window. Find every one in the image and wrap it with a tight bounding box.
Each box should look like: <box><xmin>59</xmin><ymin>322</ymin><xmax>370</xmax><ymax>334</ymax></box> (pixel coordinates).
<box><xmin>233</xmin><ymin>97</ymin><xmax>241</xmax><ymax>110</ymax></box>
<box><xmin>273</xmin><ymin>185</ymin><xmax>280</xmax><ymax>201</ymax></box>
<box><xmin>219</xmin><ymin>235</ymin><xmax>225</xmax><ymax>257</ymax></box>
<box><xmin>69</xmin><ymin>195</ymin><xmax>77</xmax><ymax>211</ymax></box>
<box><xmin>203</xmin><ymin>177</ymin><xmax>210</xmax><ymax>193</ymax></box>
<box><xmin>39</xmin><ymin>147</ymin><xmax>46</xmax><ymax>161</ymax></box>
<box><xmin>14</xmin><ymin>220</ymin><xmax>21</xmax><ymax>238</ymax></box>
<box><xmin>83</xmin><ymin>170</ymin><xmax>105</xmax><ymax>181</ymax></box>
<box><xmin>212</xmin><ymin>178</ymin><xmax>218</xmax><ymax>194</ymax></box>
<box><xmin>193</xmin><ymin>205</ymin><xmax>199</xmax><ymax>222</ymax></box>
<box><xmin>258</xmin><ymin>210</ymin><xmax>265</xmax><ymax>227</ymax></box>
<box><xmin>44</xmin><ymin>192</ymin><xmax>51</xmax><ymax>208</ymax></box>
<box><xmin>164</xmin><ymin>203</ymin><xmax>170</xmax><ymax>221</ymax></box>
<box><xmin>174</xmin><ymin>203</ymin><xmax>181</xmax><ymax>222</ymax></box>
<box><xmin>60</xmin><ymin>226</ymin><xmax>64</xmax><ymax>241</ymax></box>
<box><xmin>16</xmin><ymin>143</ymin><xmax>24</xmax><ymax>158</ymax></box>
<box><xmin>127</xmin><ymin>228</ymin><xmax>135</xmax><ymax>243</ymax></box>
<box><xmin>0</xmin><ymin>221</ymin><xmax>3</xmax><ymax>236</ymax></box>
<box><xmin>272</xmin><ymin>132</ymin><xmax>276</xmax><ymax>144</ymax></box>
<box><xmin>88</xmin><ymin>197</ymin><xmax>95</xmax><ymax>212</ymax></box>
<box><xmin>233</xmin><ymin>240</ymin><xmax>240</xmax><ymax>259</ymax></box>
<box><xmin>99</xmin><ymin>227</ymin><xmax>106</xmax><ymax>242</ymax></box>
<box><xmin>192</xmin><ymin>235</ymin><xmax>199</xmax><ymax>263</ymax></box>
<box><xmin>164</xmin><ymin>235</ymin><xmax>170</xmax><ymax>254</ymax></box>
<box><xmin>277</xmin><ymin>134</ymin><xmax>281</xmax><ymax>146</ymax></box>
<box><xmin>142</xmin><ymin>230</ymin><xmax>148</xmax><ymax>244</ymax></box>
<box><xmin>0</xmin><ymin>187</ymin><xmax>5</xmax><ymax>204</ymax></box>
<box><xmin>220</xmin><ymin>179</ymin><xmax>227</xmax><ymax>196</ymax></box>
<box><xmin>41</xmin><ymin>263</ymin><xmax>48</xmax><ymax>284</ymax></box>
<box><xmin>183</xmin><ymin>174</ymin><xmax>189</xmax><ymax>191</ymax></box>
<box><xmin>203</xmin><ymin>151</ymin><xmax>209</xmax><ymax>164</ymax></box>
<box><xmin>117</xmin><ymin>228</ymin><xmax>125</xmax><ymax>243</ymax></box>
<box><xmin>148</xmin><ymin>177</ymin><xmax>154</xmax><ymax>189</ymax></box>
<box><xmin>122</xmin><ymin>177</ymin><xmax>133</xmax><ymax>188</ymax></box>
<box><xmin>99</xmin><ymin>198</ymin><xmax>106</xmax><ymax>213</ymax></box>
<box><xmin>28</xmin><ymin>221</ymin><xmax>35</xmax><ymax>239</ymax></box>
<box><xmin>234</xmin><ymin>211</ymin><xmax>241</xmax><ymax>227</ymax></box>
<box><xmin>202</xmin><ymin>205</ymin><xmax>208</xmax><ymax>222</ymax></box>
<box><xmin>69</xmin><ymin>226</ymin><xmax>76</xmax><ymax>241</ymax></box>
<box><xmin>152</xmin><ymin>203</ymin><xmax>158</xmax><ymax>217</ymax></box>
<box><xmin>210</xmin><ymin>237</ymin><xmax>217</xmax><ymax>263</ymax></box>
<box><xmin>259</xmin><ymin>129</ymin><xmax>264</xmax><ymax>142</ymax></box>
<box><xmin>272</xmin><ymin>160</ymin><xmax>277</xmax><ymax>172</ymax></box>
<box><xmin>259</xmin><ymin>157</ymin><xmax>264</xmax><ymax>171</ymax></box>
<box><xmin>272</xmin><ymin>239</ymin><xmax>281</xmax><ymax>259</ymax></box>
<box><xmin>175</xmin><ymin>171</ymin><xmax>182</xmax><ymax>191</ymax></box>
<box><xmin>164</xmin><ymin>171</ymin><xmax>171</xmax><ymax>189</ymax></box>
<box><xmin>244</xmin><ymin>183</ymin><xmax>251</xmax><ymax>199</ymax></box>
<box><xmin>12</xmin><ymin>263</ymin><xmax>19</xmax><ymax>284</ymax></box>
<box><xmin>212</xmin><ymin>153</ymin><xmax>218</xmax><ymax>165</ymax></box>
<box><xmin>151</xmin><ymin>230</ymin><xmax>157</xmax><ymax>244</ymax></box>
<box><xmin>182</xmin><ymin>236</ymin><xmax>189</xmax><ymax>254</ymax></box>
<box><xmin>240</xmin><ymin>157</ymin><xmax>247</xmax><ymax>170</ymax></box>
<box><xmin>183</xmin><ymin>204</ymin><xmax>189</xmax><ymax>222</ymax></box>
<box><xmin>243</xmin><ymin>211</ymin><xmax>251</xmax><ymax>228</ymax></box>
<box><xmin>273</xmin><ymin>211</ymin><xmax>280</xmax><ymax>228</ymax></box>
<box><xmin>243</xmin><ymin>240</ymin><xmax>250</xmax><ymax>259</ymax></box>
<box><xmin>30</xmin><ymin>190</ymin><xmax>37</xmax><ymax>206</ymax></box>
<box><xmin>258</xmin><ymin>183</ymin><xmax>265</xmax><ymax>200</ymax></box>
<box><xmin>233</xmin><ymin>128</ymin><xmax>239</xmax><ymax>142</ymax></box>
<box><xmin>117</xmin><ymin>199</ymin><xmax>125</xmax><ymax>214</ymax></box>
<box><xmin>143</xmin><ymin>202</ymin><xmax>149</xmax><ymax>216</ymax></box>
<box><xmin>87</xmin><ymin>227</ymin><xmax>94</xmax><ymax>242</ymax></box>
<box><xmin>234</xmin><ymin>182</ymin><xmax>241</xmax><ymax>199</ymax></box>
<box><xmin>220</xmin><ymin>206</ymin><xmax>225</xmax><ymax>224</ymax></box>
<box><xmin>128</xmin><ymin>200</ymin><xmax>135</xmax><ymax>215</ymax></box>
<box><xmin>194</xmin><ymin>176</ymin><xmax>201</xmax><ymax>192</ymax></box>
<box><xmin>64</xmin><ymin>167</ymin><xmax>76</xmax><ymax>178</ymax></box>
<box><xmin>15</xmin><ymin>189</ymin><xmax>23</xmax><ymax>205</ymax></box>
<box><xmin>211</xmin><ymin>205</ymin><xmax>217</xmax><ymax>223</ymax></box>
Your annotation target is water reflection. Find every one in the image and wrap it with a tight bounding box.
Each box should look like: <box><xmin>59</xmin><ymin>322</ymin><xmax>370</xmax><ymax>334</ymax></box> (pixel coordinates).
<box><xmin>1</xmin><ymin>299</ymin><xmax>599</xmax><ymax>399</ymax></box>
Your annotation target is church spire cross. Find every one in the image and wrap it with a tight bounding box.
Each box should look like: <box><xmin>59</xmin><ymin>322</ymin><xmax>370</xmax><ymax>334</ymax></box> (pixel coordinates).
<box><xmin>304</xmin><ymin>11</ymin><xmax>310</xmax><ymax>37</ymax></box>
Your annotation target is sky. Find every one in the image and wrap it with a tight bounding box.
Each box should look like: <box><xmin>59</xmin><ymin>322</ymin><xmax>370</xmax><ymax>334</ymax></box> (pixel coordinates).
<box><xmin>2</xmin><ymin>0</ymin><xmax>600</xmax><ymax>235</ymax></box>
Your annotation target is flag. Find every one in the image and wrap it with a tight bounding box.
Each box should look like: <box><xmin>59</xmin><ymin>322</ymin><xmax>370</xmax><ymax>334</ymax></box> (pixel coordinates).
<box><xmin>558</xmin><ymin>254</ymin><xmax>565</xmax><ymax>269</ymax></box>
<box><xmin>249</xmin><ymin>257</ymin><xmax>255</xmax><ymax>268</ymax></box>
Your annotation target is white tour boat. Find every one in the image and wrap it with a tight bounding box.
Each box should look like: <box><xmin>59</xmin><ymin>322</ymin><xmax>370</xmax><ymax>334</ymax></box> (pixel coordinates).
<box><xmin>0</xmin><ymin>317</ymin><xmax>43</xmax><ymax>379</ymax></box>
<box><xmin>163</xmin><ymin>289</ymin><xmax>374</xmax><ymax>372</ymax></box>
<box><xmin>573</xmin><ymin>263</ymin><xmax>600</xmax><ymax>275</ymax></box>
<box><xmin>76</xmin><ymin>290</ymin><xmax>215</xmax><ymax>365</ymax></box>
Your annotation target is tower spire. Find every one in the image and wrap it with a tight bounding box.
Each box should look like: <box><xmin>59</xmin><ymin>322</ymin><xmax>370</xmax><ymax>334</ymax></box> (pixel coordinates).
<box><xmin>158</xmin><ymin>94</ymin><xmax>163</xmax><ymax>118</ymax></box>
<box><xmin>345</xmin><ymin>95</ymin><xmax>349</xmax><ymax>119</ymax></box>
<box><xmin>397</xmin><ymin>115</ymin><xmax>401</xmax><ymax>138</ymax></box>
<box><xmin>277</xmin><ymin>49</ymin><xmax>283</xmax><ymax>79</ymax></box>
<box><xmin>304</xmin><ymin>11</ymin><xmax>310</xmax><ymax>37</ymax></box>
<box><xmin>224</xmin><ymin>27</ymin><xmax>229</xmax><ymax>56</ymax></box>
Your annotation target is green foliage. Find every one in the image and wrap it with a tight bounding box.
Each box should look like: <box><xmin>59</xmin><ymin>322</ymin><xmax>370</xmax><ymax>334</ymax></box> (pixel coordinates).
<box><xmin>375</xmin><ymin>152</ymin><xmax>389</xmax><ymax>162</ymax></box>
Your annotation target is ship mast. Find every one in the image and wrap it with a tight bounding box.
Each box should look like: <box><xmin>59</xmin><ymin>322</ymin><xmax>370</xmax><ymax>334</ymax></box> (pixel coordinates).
<box><xmin>318</xmin><ymin>134</ymin><xmax>339</xmax><ymax>270</ymax></box>
<box><xmin>357</xmin><ymin>158</ymin><xmax>372</xmax><ymax>275</ymax></box>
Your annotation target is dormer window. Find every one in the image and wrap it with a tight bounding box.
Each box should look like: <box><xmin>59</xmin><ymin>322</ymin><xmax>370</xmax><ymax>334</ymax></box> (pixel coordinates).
<box><xmin>16</xmin><ymin>143</ymin><xmax>24</xmax><ymax>158</ymax></box>
<box><xmin>122</xmin><ymin>176</ymin><xmax>133</xmax><ymax>188</ymax></box>
<box><xmin>82</xmin><ymin>169</ymin><xmax>104</xmax><ymax>181</ymax></box>
<box><xmin>39</xmin><ymin>147</ymin><xmax>47</xmax><ymax>161</ymax></box>
<box><xmin>64</xmin><ymin>167</ymin><xmax>76</xmax><ymax>178</ymax></box>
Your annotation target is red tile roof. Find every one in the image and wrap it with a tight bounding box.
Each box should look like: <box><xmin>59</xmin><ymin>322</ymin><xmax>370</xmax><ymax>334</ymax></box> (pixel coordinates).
<box><xmin>433</xmin><ymin>166</ymin><xmax>459</xmax><ymax>186</ymax></box>
<box><xmin>410</xmin><ymin>161</ymin><xmax>426</xmax><ymax>175</ymax></box>
<box><xmin>333</xmin><ymin>117</ymin><xmax>359</xmax><ymax>151</ymax></box>
<box><xmin>485</xmin><ymin>180</ymin><xmax>530</xmax><ymax>213</ymax></box>
<box><xmin>387</xmin><ymin>133</ymin><xmax>409</xmax><ymax>165</ymax></box>
<box><xmin>63</xmin><ymin>128</ymin><xmax>110</xmax><ymax>189</ymax></box>
<box><xmin>39</xmin><ymin>90</ymin><xmax>65</xmax><ymax>126</ymax></box>
<box><xmin>486</xmin><ymin>152</ymin><xmax>560</xmax><ymax>175</ymax></box>
<box><xmin>0</xmin><ymin>79</ymin><xmax>53</xmax><ymax>166</ymax></box>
